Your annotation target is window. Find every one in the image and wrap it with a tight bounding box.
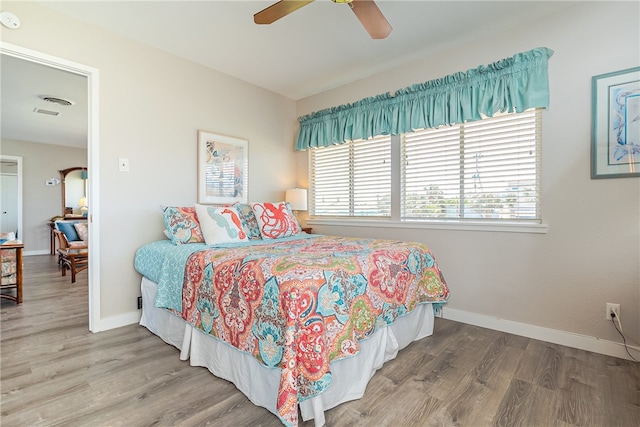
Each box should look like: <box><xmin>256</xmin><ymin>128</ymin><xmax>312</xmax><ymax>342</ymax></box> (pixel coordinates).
<box><xmin>309</xmin><ymin>135</ymin><xmax>391</xmax><ymax>217</ymax></box>
<box><xmin>402</xmin><ymin>109</ymin><xmax>541</xmax><ymax>221</ymax></box>
<box><xmin>309</xmin><ymin>109</ymin><xmax>542</xmax><ymax>223</ymax></box>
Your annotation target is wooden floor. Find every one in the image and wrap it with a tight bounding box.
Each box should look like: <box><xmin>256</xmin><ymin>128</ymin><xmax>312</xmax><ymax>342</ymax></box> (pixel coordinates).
<box><xmin>1</xmin><ymin>255</ymin><xmax>639</xmax><ymax>427</ymax></box>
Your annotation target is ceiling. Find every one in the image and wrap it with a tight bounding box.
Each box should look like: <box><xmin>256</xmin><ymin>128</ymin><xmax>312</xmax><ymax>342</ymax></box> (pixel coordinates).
<box><xmin>1</xmin><ymin>1</ymin><xmax>576</xmax><ymax>148</ymax></box>
<box><xmin>1</xmin><ymin>54</ymin><xmax>88</xmax><ymax>148</ymax></box>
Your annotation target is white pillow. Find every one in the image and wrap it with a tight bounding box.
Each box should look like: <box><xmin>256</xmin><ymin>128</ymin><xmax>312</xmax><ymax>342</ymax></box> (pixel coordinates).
<box><xmin>194</xmin><ymin>204</ymin><xmax>248</xmax><ymax>244</ymax></box>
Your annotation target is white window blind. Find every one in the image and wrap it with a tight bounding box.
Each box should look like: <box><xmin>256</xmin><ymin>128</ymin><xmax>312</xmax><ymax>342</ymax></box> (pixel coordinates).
<box><xmin>402</xmin><ymin>109</ymin><xmax>542</xmax><ymax>221</ymax></box>
<box><xmin>310</xmin><ymin>135</ymin><xmax>391</xmax><ymax>217</ymax></box>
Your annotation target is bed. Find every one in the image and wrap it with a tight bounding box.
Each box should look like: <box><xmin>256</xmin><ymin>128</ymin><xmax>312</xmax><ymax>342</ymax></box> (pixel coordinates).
<box><xmin>136</xmin><ymin>201</ymin><xmax>450</xmax><ymax>426</ymax></box>
<box><xmin>135</xmin><ymin>229</ymin><xmax>449</xmax><ymax>427</ymax></box>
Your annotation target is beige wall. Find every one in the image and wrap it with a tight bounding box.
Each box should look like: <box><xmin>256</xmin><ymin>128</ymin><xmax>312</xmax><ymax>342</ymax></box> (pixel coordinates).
<box><xmin>1</xmin><ymin>1</ymin><xmax>638</xmax><ymax>355</ymax></box>
<box><xmin>1</xmin><ymin>139</ymin><xmax>87</xmax><ymax>253</ymax></box>
<box><xmin>297</xmin><ymin>2</ymin><xmax>640</xmax><ymax>349</ymax></box>
<box><xmin>1</xmin><ymin>1</ymin><xmax>298</xmax><ymax>322</ymax></box>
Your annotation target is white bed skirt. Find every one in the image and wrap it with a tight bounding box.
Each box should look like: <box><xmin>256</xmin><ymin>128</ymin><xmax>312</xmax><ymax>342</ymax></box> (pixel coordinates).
<box><xmin>139</xmin><ymin>277</ymin><xmax>434</xmax><ymax>426</ymax></box>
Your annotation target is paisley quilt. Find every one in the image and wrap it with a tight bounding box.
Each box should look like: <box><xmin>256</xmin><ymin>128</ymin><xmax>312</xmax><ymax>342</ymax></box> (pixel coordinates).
<box><xmin>169</xmin><ymin>234</ymin><xmax>449</xmax><ymax>426</ymax></box>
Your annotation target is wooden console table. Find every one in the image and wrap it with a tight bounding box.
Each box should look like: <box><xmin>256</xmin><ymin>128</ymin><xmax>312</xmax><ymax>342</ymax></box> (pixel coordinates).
<box><xmin>1</xmin><ymin>242</ymin><xmax>24</xmax><ymax>304</ymax></box>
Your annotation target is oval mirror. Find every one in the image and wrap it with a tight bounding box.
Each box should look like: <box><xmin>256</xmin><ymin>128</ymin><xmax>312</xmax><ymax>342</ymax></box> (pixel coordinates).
<box><xmin>60</xmin><ymin>167</ymin><xmax>87</xmax><ymax>216</ymax></box>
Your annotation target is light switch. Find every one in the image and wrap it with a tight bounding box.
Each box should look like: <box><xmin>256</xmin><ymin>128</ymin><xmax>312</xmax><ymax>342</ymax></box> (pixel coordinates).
<box><xmin>119</xmin><ymin>158</ymin><xmax>129</xmax><ymax>172</ymax></box>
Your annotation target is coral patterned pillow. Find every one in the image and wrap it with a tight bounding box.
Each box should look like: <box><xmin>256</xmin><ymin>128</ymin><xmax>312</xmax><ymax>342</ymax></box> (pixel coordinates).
<box><xmin>251</xmin><ymin>201</ymin><xmax>301</xmax><ymax>239</ymax></box>
<box><xmin>195</xmin><ymin>204</ymin><xmax>248</xmax><ymax>244</ymax></box>
<box><xmin>161</xmin><ymin>206</ymin><xmax>205</xmax><ymax>245</ymax></box>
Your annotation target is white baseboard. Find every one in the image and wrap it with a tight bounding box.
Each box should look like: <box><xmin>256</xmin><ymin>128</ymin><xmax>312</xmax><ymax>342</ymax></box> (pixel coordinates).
<box><xmin>24</xmin><ymin>249</ymin><xmax>50</xmax><ymax>256</ymax></box>
<box><xmin>60</xmin><ymin>304</ymin><xmax>640</xmax><ymax>362</ymax></box>
<box><xmin>96</xmin><ymin>311</ymin><xmax>141</xmax><ymax>332</ymax></box>
<box><xmin>442</xmin><ymin>307</ymin><xmax>638</xmax><ymax>362</ymax></box>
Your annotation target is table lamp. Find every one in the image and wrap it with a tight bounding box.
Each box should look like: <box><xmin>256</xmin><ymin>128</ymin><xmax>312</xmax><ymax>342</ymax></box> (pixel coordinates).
<box><xmin>285</xmin><ymin>188</ymin><xmax>307</xmax><ymax>220</ymax></box>
<box><xmin>78</xmin><ymin>196</ymin><xmax>88</xmax><ymax>217</ymax></box>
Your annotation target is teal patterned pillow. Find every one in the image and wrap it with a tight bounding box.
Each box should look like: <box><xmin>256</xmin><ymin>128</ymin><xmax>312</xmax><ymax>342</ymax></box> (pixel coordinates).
<box><xmin>233</xmin><ymin>202</ymin><xmax>262</xmax><ymax>240</ymax></box>
<box><xmin>161</xmin><ymin>206</ymin><xmax>204</xmax><ymax>245</ymax></box>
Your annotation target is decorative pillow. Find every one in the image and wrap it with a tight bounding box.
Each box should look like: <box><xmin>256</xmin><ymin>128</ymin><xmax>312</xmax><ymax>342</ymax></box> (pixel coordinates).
<box><xmin>251</xmin><ymin>201</ymin><xmax>301</xmax><ymax>239</ymax></box>
<box><xmin>74</xmin><ymin>222</ymin><xmax>89</xmax><ymax>241</ymax></box>
<box><xmin>194</xmin><ymin>204</ymin><xmax>248</xmax><ymax>244</ymax></box>
<box><xmin>161</xmin><ymin>206</ymin><xmax>205</xmax><ymax>245</ymax></box>
<box><xmin>55</xmin><ymin>221</ymin><xmax>80</xmax><ymax>242</ymax></box>
<box><xmin>232</xmin><ymin>202</ymin><xmax>262</xmax><ymax>240</ymax></box>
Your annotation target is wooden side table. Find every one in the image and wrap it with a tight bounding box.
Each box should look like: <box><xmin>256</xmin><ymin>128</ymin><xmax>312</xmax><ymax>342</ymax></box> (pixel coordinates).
<box><xmin>301</xmin><ymin>227</ymin><xmax>312</xmax><ymax>234</ymax></box>
<box><xmin>1</xmin><ymin>242</ymin><xmax>24</xmax><ymax>304</ymax></box>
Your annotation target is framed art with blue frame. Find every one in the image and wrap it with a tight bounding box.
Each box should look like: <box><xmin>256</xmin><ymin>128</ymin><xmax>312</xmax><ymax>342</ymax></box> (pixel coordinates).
<box><xmin>197</xmin><ymin>130</ymin><xmax>249</xmax><ymax>204</ymax></box>
<box><xmin>591</xmin><ymin>66</ymin><xmax>640</xmax><ymax>178</ymax></box>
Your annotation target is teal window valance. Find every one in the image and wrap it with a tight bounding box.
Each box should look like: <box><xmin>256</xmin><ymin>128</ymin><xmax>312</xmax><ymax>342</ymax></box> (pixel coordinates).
<box><xmin>296</xmin><ymin>47</ymin><xmax>554</xmax><ymax>151</ymax></box>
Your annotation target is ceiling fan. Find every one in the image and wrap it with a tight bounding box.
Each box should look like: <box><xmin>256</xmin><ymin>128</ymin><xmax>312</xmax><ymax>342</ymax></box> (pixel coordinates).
<box><xmin>254</xmin><ymin>0</ymin><xmax>392</xmax><ymax>39</ymax></box>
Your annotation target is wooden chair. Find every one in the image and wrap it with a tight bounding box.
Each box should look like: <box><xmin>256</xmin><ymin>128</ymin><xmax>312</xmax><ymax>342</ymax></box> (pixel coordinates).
<box><xmin>54</xmin><ymin>230</ymin><xmax>87</xmax><ymax>263</ymax></box>
<box><xmin>54</xmin><ymin>230</ymin><xmax>88</xmax><ymax>282</ymax></box>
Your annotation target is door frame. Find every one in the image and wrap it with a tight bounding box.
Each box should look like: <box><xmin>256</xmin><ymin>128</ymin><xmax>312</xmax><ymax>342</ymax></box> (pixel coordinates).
<box><xmin>1</xmin><ymin>42</ymin><xmax>101</xmax><ymax>332</ymax></box>
<box><xmin>0</xmin><ymin>155</ymin><xmax>23</xmax><ymax>240</ymax></box>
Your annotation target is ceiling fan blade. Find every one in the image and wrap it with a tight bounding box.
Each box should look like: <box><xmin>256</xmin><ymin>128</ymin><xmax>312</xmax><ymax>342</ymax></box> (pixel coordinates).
<box><xmin>349</xmin><ymin>0</ymin><xmax>392</xmax><ymax>39</ymax></box>
<box><xmin>254</xmin><ymin>0</ymin><xmax>315</xmax><ymax>25</ymax></box>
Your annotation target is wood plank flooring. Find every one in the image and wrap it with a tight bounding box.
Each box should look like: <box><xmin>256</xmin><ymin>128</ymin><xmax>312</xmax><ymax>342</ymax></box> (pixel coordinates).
<box><xmin>2</xmin><ymin>255</ymin><xmax>639</xmax><ymax>426</ymax></box>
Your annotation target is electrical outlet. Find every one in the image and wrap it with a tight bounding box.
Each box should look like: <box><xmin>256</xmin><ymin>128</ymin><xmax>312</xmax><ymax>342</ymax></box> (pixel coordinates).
<box><xmin>606</xmin><ymin>303</ymin><xmax>620</xmax><ymax>320</ymax></box>
<box><xmin>119</xmin><ymin>157</ymin><xmax>129</xmax><ymax>172</ymax></box>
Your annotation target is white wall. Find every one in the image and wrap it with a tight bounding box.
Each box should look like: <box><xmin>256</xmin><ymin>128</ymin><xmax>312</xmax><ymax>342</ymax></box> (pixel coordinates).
<box><xmin>296</xmin><ymin>2</ymin><xmax>640</xmax><ymax>355</ymax></box>
<box><xmin>1</xmin><ymin>1</ymin><xmax>298</xmax><ymax>323</ymax></box>
<box><xmin>1</xmin><ymin>139</ymin><xmax>87</xmax><ymax>254</ymax></box>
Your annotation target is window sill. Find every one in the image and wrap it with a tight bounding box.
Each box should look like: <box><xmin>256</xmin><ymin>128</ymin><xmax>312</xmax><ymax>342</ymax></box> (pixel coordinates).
<box><xmin>306</xmin><ymin>218</ymin><xmax>549</xmax><ymax>234</ymax></box>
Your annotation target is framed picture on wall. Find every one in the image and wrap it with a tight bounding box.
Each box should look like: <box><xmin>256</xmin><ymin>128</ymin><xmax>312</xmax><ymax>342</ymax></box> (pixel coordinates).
<box><xmin>591</xmin><ymin>66</ymin><xmax>640</xmax><ymax>179</ymax></box>
<box><xmin>197</xmin><ymin>130</ymin><xmax>249</xmax><ymax>204</ymax></box>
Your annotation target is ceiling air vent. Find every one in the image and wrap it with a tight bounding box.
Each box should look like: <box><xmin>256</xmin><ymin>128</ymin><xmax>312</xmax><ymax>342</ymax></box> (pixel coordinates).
<box><xmin>33</xmin><ymin>107</ymin><xmax>60</xmax><ymax>116</ymax></box>
<box><xmin>39</xmin><ymin>95</ymin><xmax>75</xmax><ymax>106</ymax></box>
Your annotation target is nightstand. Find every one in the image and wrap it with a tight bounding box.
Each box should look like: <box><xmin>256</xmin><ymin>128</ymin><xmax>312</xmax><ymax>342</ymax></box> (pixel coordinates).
<box><xmin>301</xmin><ymin>227</ymin><xmax>312</xmax><ymax>234</ymax></box>
<box><xmin>1</xmin><ymin>242</ymin><xmax>23</xmax><ymax>304</ymax></box>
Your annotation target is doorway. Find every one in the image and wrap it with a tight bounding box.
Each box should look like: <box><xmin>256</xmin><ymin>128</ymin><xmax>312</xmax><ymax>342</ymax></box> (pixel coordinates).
<box><xmin>0</xmin><ymin>42</ymin><xmax>101</xmax><ymax>332</ymax></box>
<box><xmin>0</xmin><ymin>155</ymin><xmax>22</xmax><ymax>240</ymax></box>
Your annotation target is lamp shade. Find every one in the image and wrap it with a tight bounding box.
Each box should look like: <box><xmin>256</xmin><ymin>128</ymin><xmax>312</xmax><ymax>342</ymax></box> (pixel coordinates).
<box><xmin>285</xmin><ymin>188</ymin><xmax>308</xmax><ymax>211</ymax></box>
